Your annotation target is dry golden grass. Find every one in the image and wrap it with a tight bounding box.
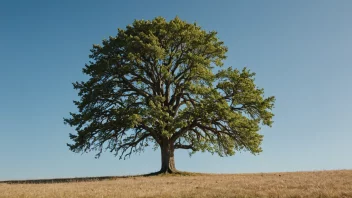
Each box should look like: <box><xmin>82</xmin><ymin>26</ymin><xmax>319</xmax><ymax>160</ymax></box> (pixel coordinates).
<box><xmin>0</xmin><ymin>170</ymin><xmax>351</xmax><ymax>198</ymax></box>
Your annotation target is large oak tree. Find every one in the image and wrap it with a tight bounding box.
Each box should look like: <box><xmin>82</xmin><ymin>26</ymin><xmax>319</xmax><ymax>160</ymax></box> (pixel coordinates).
<box><xmin>64</xmin><ymin>17</ymin><xmax>275</xmax><ymax>173</ymax></box>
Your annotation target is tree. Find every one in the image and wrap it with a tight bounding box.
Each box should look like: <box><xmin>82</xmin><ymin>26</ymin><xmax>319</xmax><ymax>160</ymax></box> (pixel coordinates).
<box><xmin>64</xmin><ymin>17</ymin><xmax>275</xmax><ymax>174</ymax></box>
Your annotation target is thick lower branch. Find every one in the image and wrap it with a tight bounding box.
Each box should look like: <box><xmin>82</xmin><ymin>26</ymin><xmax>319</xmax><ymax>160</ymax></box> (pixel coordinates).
<box><xmin>174</xmin><ymin>143</ymin><xmax>196</xmax><ymax>151</ymax></box>
<box><xmin>170</xmin><ymin>119</ymin><xmax>198</xmax><ymax>142</ymax></box>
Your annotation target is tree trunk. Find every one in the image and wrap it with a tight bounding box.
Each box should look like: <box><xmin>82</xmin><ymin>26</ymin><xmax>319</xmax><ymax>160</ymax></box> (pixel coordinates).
<box><xmin>159</xmin><ymin>140</ymin><xmax>177</xmax><ymax>173</ymax></box>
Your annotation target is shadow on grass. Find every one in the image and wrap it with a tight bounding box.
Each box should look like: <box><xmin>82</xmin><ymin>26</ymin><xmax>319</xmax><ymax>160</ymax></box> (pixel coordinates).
<box><xmin>0</xmin><ymin>171</ymin><xmax>202</xmax><ymax>184</ymax></box>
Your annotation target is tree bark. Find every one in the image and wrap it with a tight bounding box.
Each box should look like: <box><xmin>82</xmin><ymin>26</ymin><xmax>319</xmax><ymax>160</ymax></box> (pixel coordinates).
<box><xmin>159</xmin><ymin>140</ymin><xmax>177</xmax><ymax>173</ymax></box>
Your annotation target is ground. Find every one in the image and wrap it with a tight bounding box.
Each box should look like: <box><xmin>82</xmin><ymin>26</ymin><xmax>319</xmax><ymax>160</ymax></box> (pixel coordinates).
<box><xmin>0</xmin><ymin>170</ymin><xmax>351</xmax><ymax>198</ymax></box>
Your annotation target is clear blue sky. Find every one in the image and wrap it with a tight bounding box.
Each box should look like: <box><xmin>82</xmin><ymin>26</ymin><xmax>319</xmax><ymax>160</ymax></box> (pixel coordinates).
<box><xmin>1</xmin><ymin>0</ymin><xmax>351</xmax><ymax>180</ymax></box>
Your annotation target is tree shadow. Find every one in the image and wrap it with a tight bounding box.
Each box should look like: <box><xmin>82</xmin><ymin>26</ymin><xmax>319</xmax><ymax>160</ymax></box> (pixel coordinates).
<box><xmin>0</xmin><ymin>171</ymin><xmax>201</xmax><ymax>184</ymax></box>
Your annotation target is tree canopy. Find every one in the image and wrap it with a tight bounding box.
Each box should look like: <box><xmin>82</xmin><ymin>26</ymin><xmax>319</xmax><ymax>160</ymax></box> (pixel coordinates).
<box><xmin>64</xmin><ymin>17</ymin><xmax>275</xmax><ymax>173</ymax></box>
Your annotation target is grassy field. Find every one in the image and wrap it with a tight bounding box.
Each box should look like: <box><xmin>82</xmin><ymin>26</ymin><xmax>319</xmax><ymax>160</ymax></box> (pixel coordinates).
<box><xmin>0</xmin><ymin>170</ymin><xmax>351</xmax><ymax>198</ymax></box>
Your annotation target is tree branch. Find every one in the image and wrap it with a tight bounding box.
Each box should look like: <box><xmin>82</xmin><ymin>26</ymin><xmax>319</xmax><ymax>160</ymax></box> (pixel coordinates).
<box><xmin>174</xmin><ymin>143</ymin><xmax>196</xmax><ymax>151</ymax></box>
